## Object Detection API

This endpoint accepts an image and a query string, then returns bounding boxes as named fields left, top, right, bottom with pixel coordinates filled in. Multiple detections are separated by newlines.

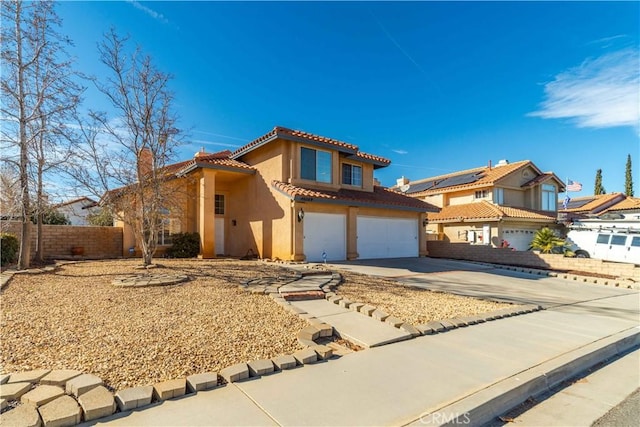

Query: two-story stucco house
left=118, top=126, right=437, bottom=261
left=397, top=160, right=564, bottom=251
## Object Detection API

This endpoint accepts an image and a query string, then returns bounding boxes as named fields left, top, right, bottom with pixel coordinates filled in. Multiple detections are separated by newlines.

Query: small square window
left=475, top=190, right=487, bottom=199
left=215, top=194, right=225, bottom=215
left=342, top=164, right=362, bottom=186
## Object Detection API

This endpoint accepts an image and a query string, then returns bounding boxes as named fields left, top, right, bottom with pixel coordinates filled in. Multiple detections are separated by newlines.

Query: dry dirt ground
left=1, top=259, right=514, bottom=391
left=336, top=271, right=515, bottom=326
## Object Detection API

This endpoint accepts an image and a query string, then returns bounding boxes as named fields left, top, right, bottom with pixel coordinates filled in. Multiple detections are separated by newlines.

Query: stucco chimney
left=138, top=148, right=153, bottom=177
left=396, top=176, right=410, bottom=187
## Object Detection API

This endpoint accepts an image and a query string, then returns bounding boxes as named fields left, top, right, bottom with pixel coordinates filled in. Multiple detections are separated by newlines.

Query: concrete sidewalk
left=95, top=292, right=639, bottom=427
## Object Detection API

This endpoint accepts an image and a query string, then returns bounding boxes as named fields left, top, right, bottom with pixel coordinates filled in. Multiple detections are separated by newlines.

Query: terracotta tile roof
left=349, top=151, right=390, bottom=166
left=427, top=201, right=557, bottom=223
left=521, top=172, right=563, bottom=188
left=558, top=193, right=625, bottom=213
left=231, top=126, right=391, bottom=167
left=600, top=196, right=640, bottom=213
left=272, top=180, right=438, bottom=212
left=176, top=150, right=255, bottom=175
left=405, top=160, right=543, bottom=196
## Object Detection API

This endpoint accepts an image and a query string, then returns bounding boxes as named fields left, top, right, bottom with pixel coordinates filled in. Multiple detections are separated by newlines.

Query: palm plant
left=529, top=227, right=573, bottom=255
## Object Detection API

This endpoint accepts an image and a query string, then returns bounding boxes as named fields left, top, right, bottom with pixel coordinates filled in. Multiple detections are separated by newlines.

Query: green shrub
left=166, top=232, right=200, bottom=258
left=1, top=233, right=19, bottom=266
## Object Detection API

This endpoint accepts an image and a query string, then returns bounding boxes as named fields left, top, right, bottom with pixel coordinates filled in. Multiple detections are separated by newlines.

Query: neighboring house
left=396, top=160, right=564, bottom=251
left=55, top=197, right=99, bottom=226
left=557, top=193, right=626, bottom=222
left=117, top=126, right=437, bottom=261
left=598, top=196, right=640, bottom=219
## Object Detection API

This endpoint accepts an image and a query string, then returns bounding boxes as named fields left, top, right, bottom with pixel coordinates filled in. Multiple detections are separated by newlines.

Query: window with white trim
left=342, top=163, right=362, bottom=186
left=301, top=147, right=332, bottom=183
left=475, top=190, right=488, bottom=199
left=541, top=184, right=556, bottom=211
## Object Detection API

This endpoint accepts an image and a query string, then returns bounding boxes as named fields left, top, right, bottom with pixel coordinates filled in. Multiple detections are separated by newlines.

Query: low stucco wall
left=426, top=240, right=640, bottom=280
left=3, top=221, right=123, bottom=260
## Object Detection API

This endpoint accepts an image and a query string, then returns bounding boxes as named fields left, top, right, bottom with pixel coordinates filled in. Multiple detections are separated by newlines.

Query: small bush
left=1, top=233, right=19, bottom=266
left=166, top=232, right=200, bottom=258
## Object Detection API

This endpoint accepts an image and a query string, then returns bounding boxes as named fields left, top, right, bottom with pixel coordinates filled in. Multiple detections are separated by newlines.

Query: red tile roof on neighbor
left=558, top=193, right=626, bottom=213
left=272, top=180, right=438, bottom=212
left=427, top=200, right=557, bottom=223
left=404, top=160, right=549, bottom=196
left=600, top=196, right=640, bottom=213
left=53, top=196, right=97, bottom=208
left=231, top=126, right=390, bottom=167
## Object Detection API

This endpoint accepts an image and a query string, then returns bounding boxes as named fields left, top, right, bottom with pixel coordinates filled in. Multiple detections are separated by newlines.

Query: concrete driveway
left=333, top=257, right=639, bottom=321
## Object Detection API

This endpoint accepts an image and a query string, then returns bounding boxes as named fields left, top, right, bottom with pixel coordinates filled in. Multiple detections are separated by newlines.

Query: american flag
left=566, top=179, right=583, bottom=192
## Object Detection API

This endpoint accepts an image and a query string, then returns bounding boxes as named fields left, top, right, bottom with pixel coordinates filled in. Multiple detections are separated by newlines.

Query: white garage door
left=357, top=216, right=419, bottom=259
left=502, top=229, right=536, bottom=251
left=304, top=212, right=346, bottom=262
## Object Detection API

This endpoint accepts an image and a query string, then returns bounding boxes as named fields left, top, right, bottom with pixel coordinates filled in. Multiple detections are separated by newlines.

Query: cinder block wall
left=427, top=241, right=639, bottom=280
left=2, top=221, right=122, bottom=260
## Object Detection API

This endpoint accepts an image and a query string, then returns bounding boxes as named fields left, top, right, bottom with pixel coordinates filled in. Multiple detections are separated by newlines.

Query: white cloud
left=127, top=1, right=169, bottom=24
left=529, top=48, right=639, bottom=130
left=392, top=149, right=408, bottom=155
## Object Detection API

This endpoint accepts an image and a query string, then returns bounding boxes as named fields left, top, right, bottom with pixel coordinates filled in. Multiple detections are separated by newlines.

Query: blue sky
left=57, top=1, right=639, bottom=197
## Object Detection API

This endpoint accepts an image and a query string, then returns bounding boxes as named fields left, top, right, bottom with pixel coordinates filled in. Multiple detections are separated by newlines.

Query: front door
left=215, top=217, right=225, bottom=256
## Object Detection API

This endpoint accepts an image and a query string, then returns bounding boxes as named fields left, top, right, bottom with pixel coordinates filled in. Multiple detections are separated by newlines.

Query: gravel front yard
left=1, top=259, right=306, bottom=391
left=2, top=259, right=518, bottom=392
left=336, top=271, right=516, bottom=326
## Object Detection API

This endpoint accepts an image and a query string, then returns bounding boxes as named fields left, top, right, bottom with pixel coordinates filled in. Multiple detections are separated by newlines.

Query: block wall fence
left=426, top=241, right=640, bottom=280
left=3, top=221, right=123, bottom=260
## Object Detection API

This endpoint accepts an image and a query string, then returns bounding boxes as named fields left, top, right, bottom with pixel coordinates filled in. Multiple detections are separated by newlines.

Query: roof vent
left=396, top=176, right=409, bottom=187
left=495, top=159, right=509, bottom=167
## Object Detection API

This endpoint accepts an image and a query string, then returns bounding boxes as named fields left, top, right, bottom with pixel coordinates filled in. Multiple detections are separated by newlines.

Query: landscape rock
left=65, top=374, right=103, bottom=398
left=153, top=378, right=186, bottom=401
left=8, top=370, right=50, bottom=384
left=114, top=386, right=153, bottom=412
left=0, top=402, right=41, bottom=427
left=38, top=395, right=81, bottom=427
left=77, top=386, right=116, bottom=421
left=21, top=385, right=64, bottom=407
left=186, top=372, right=218, bottom=392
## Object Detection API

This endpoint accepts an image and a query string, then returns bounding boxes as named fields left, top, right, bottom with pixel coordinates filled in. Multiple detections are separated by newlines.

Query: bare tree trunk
left=15, top=1, right=31, bottom=269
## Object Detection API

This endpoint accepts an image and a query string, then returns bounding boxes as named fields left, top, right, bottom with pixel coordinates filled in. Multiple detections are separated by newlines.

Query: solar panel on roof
left=558, top=198, right=594, bottom=210
left=406, top=180, right=436, bottom=194
left=431, top=172, right=484, bottom=190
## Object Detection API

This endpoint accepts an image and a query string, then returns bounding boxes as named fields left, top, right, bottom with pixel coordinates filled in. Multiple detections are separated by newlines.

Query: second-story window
left=342, top=164, right=362, bottom=186
left=494, top=188, right=504, bottom=204
left=301, top=147, right=331, bottom=183
left=541, top=184, right=556, bottom=211
left=474, top=190, right=488, bottom=199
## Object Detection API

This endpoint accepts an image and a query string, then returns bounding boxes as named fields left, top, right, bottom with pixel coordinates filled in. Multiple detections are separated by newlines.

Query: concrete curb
left=410, top=326, right=640, bottom=427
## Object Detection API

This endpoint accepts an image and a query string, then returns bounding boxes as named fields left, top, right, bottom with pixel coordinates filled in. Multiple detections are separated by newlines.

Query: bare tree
left=1, top=0, right=82, bottom=267
left=72, top=29, right=182, bottom=266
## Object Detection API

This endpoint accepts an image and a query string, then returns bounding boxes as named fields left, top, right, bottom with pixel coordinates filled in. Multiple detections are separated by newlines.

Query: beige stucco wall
left=118, top=137, right=426, bottom=261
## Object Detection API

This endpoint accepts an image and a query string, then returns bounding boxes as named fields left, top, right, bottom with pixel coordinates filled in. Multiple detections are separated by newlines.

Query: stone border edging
left=468, top=260, right=639, bottom=290
left=322, top=290, right=544, bottom=338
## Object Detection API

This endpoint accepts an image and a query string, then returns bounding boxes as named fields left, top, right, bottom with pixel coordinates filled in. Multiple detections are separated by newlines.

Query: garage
left=502, top=229, right=536, bottom=251
left=304, top=212, right=346, bottom=262
left=357, top=216, right=419, bottom=259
